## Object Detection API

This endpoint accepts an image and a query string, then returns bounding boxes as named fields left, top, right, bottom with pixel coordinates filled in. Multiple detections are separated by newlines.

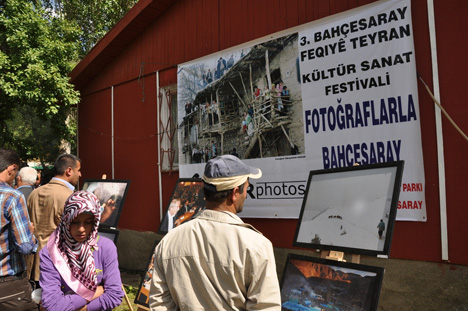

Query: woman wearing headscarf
left=39, top=191, right=124, bottom=311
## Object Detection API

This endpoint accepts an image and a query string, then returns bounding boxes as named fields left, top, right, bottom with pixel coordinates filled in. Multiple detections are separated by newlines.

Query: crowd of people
left=199, top=100, right=219, bottom=126
left=238, top=81, right=292, bottom=138
left=191, top=140, right=218, bottom=163
left=253, top=81, right=291, bottom=122
left=0, top=149, right=123, bottom=311
left=0, top=148, right=281, bottom=310
left=184, top=99, right=220, bottom=130
left=200, top=55, right=235, bottom=88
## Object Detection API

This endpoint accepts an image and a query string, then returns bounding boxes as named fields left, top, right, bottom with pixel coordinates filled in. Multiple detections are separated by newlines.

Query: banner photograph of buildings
left=178, top=0, right=425, bottom=221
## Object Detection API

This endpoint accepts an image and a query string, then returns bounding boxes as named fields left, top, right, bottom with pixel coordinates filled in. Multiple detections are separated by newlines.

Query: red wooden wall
left=76, top=0, right=468, bottom=265
left=429, top=1, right=468, bottom=264
left=78, top=89, right=113, bottom=174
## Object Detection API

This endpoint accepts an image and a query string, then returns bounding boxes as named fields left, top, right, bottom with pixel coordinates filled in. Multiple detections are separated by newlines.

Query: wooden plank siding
left=79, top=0, right=377, bottom=96
left=112, top=76, right=162, bottom=231
left=73, top=0, right=468, bottom=265
left=423, top=0, right=468, bottom=265
left=78, top=89, right=113, bottom=179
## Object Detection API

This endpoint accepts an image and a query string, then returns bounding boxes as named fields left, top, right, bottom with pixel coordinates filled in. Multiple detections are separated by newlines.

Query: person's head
left=0, top=148, right=21, bottom=186
left=17, top=166, right=38, bottom=186
left=202, top=155, right=262, bottom=213
left=204, top=179, right=249, bottom=213
left=51, top=190, right=101, bottom=301
left=168, top=199, right=181, bottom=216
left=54, top=154, right=81, bottom=186
left=35, top=170, right=42, bottom=187
left=60, top=191, right=100, bottom=243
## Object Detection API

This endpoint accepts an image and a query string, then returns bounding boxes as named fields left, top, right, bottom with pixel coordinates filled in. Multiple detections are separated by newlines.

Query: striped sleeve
left=9, top=192, right=37, bottom=254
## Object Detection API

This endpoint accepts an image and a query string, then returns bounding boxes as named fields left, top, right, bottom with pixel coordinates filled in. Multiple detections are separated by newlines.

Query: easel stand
left=122, top=288, right=134, bottom=311
left=100, top=174, right=134, bottom=311
left=320, top=250, right=360, bottom=264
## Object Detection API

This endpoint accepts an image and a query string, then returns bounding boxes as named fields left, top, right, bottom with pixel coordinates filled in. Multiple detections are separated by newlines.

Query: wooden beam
left=229, top=82, right=247, bottom=108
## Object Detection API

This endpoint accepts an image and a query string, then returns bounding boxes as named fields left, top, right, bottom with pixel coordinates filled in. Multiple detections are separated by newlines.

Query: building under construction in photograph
left=179, top=33, right=304, bottom=164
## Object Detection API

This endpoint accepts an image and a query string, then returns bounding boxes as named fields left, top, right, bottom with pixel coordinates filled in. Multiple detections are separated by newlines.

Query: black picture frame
left=158, top=178, right=206, bottom=235
left=134, top=240, right=160, bottom=309
left=293, top=161, right=404, bottom=256
left=82, top=179, right=131, bottom=228
left=97, top=227, right=120, bottom=245
left=280, top=253, right=384, bottom=311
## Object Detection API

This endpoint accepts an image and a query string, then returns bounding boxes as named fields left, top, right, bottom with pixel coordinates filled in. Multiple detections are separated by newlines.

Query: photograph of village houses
left=177, top=33, right=304, bottom=164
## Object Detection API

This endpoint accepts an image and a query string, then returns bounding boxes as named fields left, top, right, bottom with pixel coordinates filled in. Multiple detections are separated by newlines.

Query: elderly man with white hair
left=16, top=166, right=37, bottom=202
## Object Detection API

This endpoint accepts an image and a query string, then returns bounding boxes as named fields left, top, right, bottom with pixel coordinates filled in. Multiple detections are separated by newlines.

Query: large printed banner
left=178, top=0, right=426, bottom=221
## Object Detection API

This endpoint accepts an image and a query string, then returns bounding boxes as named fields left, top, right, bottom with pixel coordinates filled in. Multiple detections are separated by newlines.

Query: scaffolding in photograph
left=181, top=34, right=297, bottom=160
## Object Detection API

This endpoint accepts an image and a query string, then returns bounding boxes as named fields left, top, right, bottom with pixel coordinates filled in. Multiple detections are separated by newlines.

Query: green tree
left=0, top=0, right=80, bottom=164
left=0, top=0, right=137, bottom=165
left=42, top=0, right=138, bottom=57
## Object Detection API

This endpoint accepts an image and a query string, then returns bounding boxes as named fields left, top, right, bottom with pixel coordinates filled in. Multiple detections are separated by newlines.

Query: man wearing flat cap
left=149, top=155, right=281, bottom=310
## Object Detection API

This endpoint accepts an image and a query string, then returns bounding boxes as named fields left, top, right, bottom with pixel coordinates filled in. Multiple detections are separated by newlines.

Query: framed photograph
left=98, top=228, right=120, bottom=245
left=280, top=253, right=384, bottom=311
left=293, top=161, right=404, bottom=256
left=82, top=179, right=131, bottom=228
left=158, top=178, right=206, bottom=234
left=134, top=240, right=160, bottom=309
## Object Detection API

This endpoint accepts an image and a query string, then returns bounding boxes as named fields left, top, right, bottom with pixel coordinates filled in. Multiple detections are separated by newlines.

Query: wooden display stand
left=320, top=250, right=360, bottom=264
left=122, top=286, right=134, bottom=311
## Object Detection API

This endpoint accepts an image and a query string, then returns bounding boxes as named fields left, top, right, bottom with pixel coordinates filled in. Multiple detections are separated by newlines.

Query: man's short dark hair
left=54, top=154, right=80, bottom=175
left=203, top=182, right=246, bottom=204
left=0, top=149, right=21, bottom=172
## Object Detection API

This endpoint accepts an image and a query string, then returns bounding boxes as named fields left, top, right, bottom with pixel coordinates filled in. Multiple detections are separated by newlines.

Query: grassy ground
left=113, top=285, right=141, bottom=311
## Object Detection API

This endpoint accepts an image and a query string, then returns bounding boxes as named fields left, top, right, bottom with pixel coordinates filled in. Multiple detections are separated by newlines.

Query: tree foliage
left=42, top=0, right=138, bottom=58
left=0, top=0, right=80, bottom=165
left=0, top=0, right=137, bottom=165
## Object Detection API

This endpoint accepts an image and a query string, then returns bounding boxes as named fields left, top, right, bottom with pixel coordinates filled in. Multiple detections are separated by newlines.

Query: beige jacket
left=26, top=179, right=73, bottom=281
left=149, top=209, right=281, bottom=311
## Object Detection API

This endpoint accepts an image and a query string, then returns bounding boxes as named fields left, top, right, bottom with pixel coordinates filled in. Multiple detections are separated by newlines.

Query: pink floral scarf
left=47, top=191, right=101, bottom=301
